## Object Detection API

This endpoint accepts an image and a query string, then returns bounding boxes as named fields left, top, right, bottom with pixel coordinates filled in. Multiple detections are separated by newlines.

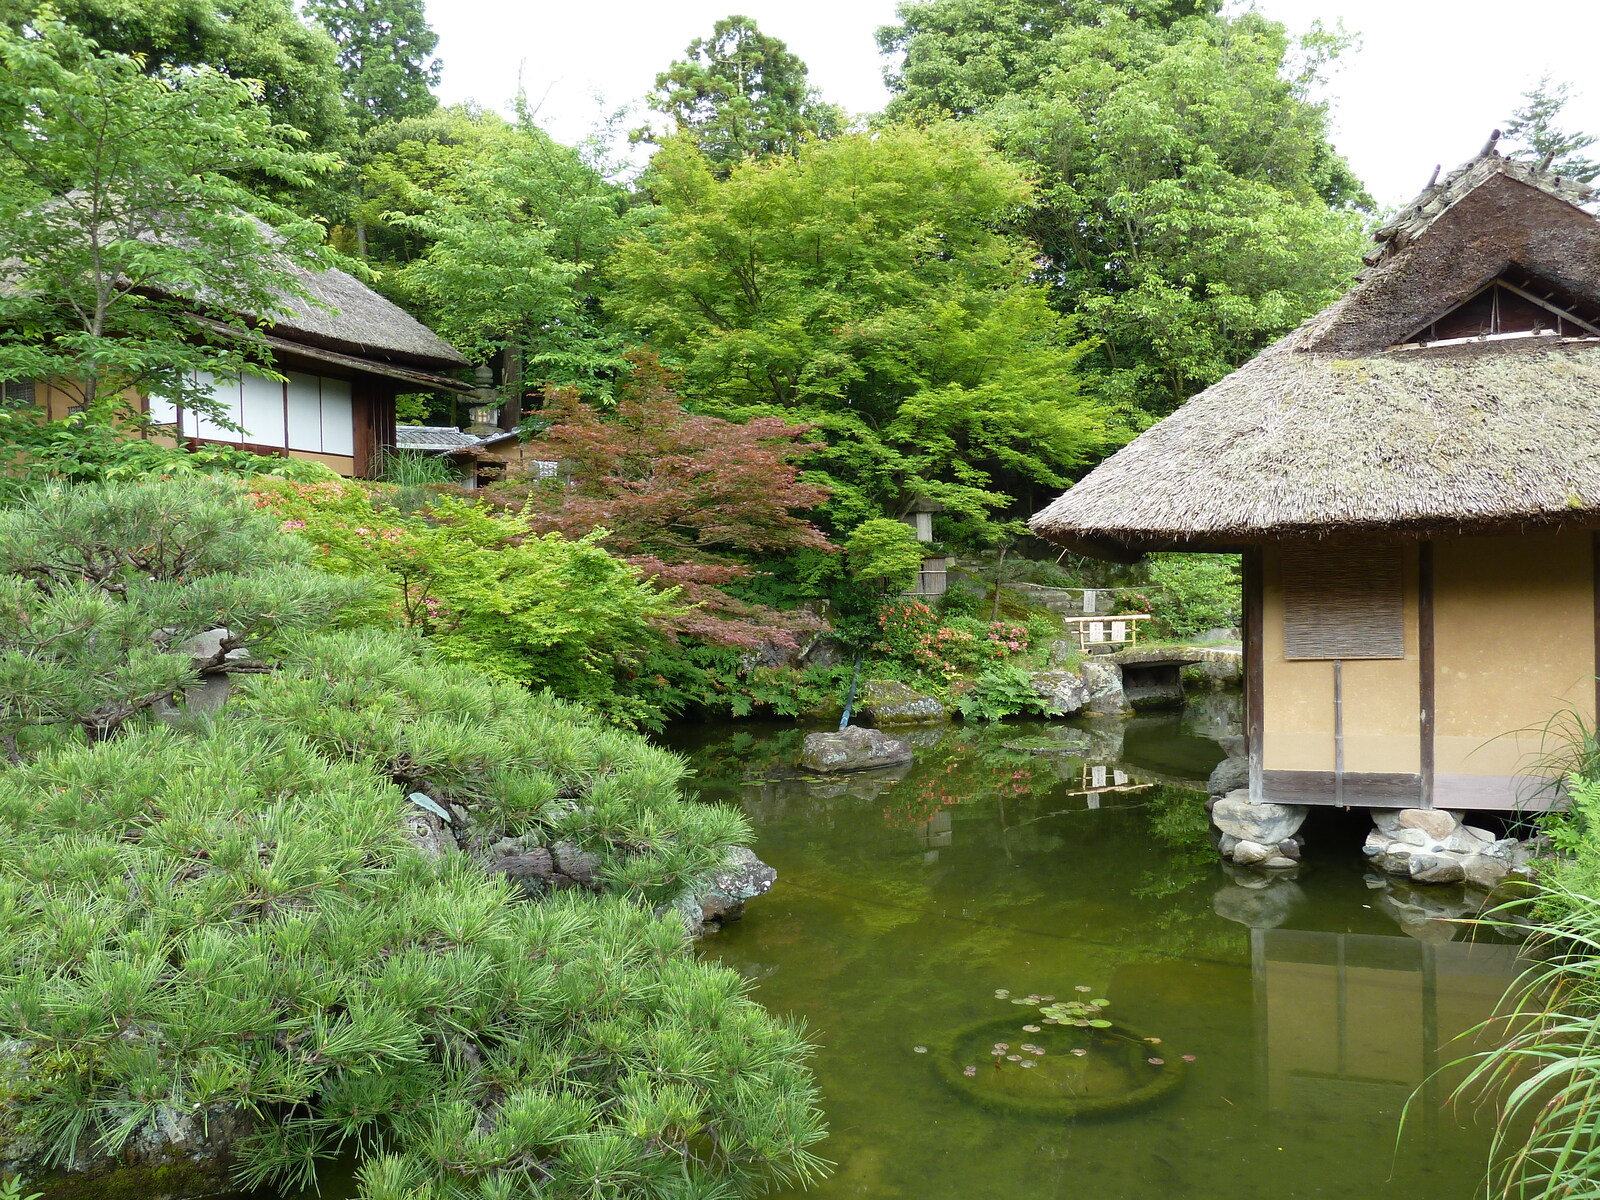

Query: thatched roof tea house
left=21, top=243, right=473, bottom=478
left=1031, top=144, right=1600, bottom=813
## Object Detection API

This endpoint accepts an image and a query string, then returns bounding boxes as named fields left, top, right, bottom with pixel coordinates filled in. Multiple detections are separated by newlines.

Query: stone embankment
left=1362, top=808, right=1532, bottom=888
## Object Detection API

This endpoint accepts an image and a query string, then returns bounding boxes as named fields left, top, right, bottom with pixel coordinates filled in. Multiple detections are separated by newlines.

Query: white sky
left=431, top=0, right=1600, bottom=208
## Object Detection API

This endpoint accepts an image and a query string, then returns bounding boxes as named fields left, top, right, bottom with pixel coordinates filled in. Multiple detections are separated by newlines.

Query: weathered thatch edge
left=1030, top=336, right=1600, bottom=554
left=1032, top=150, right=1600, bottom=557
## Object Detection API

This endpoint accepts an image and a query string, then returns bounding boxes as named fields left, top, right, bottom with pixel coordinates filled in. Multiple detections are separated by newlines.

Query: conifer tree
left=305, top=0, right=442, bottom=130
left=1504, top=76, right=1600, bottom=183
left=640, top=14, right=844, bottom=173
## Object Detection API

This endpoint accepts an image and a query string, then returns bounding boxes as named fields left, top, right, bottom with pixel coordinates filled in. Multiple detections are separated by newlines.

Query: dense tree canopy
left=376, top=104, right=631, bottom=401
left=878, top=2, right=1368, bottom=415
left=640, top=14, right=844, bottom=173
left=607, top=124, right=1120, bottom=539
left=0, top=15, right=337, bottom=433
left=877, top=0, right=1221, bottom=117
left=15, top=0, right=350, bottom=150
left=306, top=0, right=442, bottom=130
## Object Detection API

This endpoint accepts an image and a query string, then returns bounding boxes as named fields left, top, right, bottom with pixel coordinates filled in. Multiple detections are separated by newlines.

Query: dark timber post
left=1419, top=541, right=1435, bottom=809
left=1244, top=548, right=1265, bottom=803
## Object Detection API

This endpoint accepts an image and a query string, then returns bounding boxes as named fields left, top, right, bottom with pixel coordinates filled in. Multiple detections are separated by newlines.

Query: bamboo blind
left=1281, top=545, right=1406, bottom=660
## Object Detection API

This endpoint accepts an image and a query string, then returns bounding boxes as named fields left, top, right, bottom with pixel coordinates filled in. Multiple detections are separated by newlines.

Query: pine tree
left=639, top=14, right=844, bottom=173
left=0, top=479, right=828, bottom=1198
left=1504, top=75, right=1600, bottom=183
left=304, top=0, right=442, bottom=130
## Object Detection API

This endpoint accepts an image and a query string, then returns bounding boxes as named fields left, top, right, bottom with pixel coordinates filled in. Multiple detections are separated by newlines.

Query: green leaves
left=881, top=2, right=1369, bottom=417
left=0, top=12, right=345, bottom=456
left=608, top=125, right=1120, bottom=540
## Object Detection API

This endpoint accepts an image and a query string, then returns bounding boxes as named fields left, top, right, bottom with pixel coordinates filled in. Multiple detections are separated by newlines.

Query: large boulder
left=1028, top=670, right=1092, bottom=716
left=1078, top=659, right=1131, bottom=715
left=1211, top=792, right=1309, bottom=845
left=1207, top=756, right=1250, bottom=798
left=800, top=725, right=914, bottom=773
left=858, top=679, right=948, bottom=726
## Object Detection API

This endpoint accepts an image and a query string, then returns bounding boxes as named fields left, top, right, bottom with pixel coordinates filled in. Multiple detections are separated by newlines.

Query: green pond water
left=659, top=701, right=1517, bottom=1200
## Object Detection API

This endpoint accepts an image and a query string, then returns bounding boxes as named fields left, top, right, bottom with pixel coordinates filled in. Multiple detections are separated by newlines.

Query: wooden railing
left=1061, top=613, right=1152, bottom=652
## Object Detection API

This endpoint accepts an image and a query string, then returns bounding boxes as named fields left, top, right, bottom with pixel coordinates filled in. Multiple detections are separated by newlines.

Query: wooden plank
left=1333, top=659, right=1344, bottom=807
left=1245, top=548, right=1265, bottom=803
left=1419, top=541, right=1435, bottom=810
left=1262, top=770, right=1422, bottom=806
left=1262, top=770, right=1569, bottom=812
left=1435, top=774, right=1568, bottom=813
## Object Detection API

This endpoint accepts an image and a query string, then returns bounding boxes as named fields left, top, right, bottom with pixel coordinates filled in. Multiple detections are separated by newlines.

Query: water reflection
left=663, top=709, right=1515, bottom=1200
left=1255, top=929, right=1516, bottom=1113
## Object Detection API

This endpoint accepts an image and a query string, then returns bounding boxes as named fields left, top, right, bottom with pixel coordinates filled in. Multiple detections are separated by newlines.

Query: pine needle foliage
left=0, top=477, right=363, bottom=755
left=0, top=723, right=825, bottom=1197
left=235, top=629, right=753, bottom=907
left=0, top=478, right=827, bottom=1197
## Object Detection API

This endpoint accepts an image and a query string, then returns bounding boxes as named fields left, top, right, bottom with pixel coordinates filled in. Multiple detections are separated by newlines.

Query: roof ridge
left=1365, top=138, right=1596, bottom=269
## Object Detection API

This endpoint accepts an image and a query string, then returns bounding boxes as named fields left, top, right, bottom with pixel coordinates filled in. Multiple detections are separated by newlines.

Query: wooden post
left=1245, top=548, right=1265, bottom=803
left=1419, top=541, right=1435, bottom=809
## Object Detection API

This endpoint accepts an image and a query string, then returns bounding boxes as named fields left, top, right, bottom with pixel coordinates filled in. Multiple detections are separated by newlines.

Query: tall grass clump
left=1444, top=757, right=1600, bottom=1199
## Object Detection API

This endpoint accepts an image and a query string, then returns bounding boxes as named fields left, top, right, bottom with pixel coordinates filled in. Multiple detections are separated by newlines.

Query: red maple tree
left=486, top=352, right=834, bottom=650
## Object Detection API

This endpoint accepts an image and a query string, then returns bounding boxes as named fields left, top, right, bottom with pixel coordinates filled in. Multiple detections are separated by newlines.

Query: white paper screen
left=240, top=374, right=285, bottom=448
left=320, top=377, right=354, bottom=456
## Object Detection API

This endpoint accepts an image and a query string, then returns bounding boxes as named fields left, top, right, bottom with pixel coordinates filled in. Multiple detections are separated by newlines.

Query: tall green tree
left=305, top=0, right=441, bottom=130
left=383, top=104, right=630, bottom=401
left=8, top=0, right=351, bottom=150
left=1504, top=75, right=1600, bottom=183
left=0, top=14, right=339, bottom=437
left=639, top=14, right=844, bottom=174
left=607, top=125, right=1121, bottom=539
left=880, top=3, right=1368, bottom=415
left=877, top=0, right=1221, bottom=117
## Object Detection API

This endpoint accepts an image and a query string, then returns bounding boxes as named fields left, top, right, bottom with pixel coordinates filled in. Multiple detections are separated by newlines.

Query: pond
left=660, top=699, right=1516, bottom=1200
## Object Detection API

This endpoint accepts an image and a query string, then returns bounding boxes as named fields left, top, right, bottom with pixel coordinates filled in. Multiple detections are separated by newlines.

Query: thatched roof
left=1031, top=147, right=1600, bottom=559
left=263, top=257, right=468, bottom=370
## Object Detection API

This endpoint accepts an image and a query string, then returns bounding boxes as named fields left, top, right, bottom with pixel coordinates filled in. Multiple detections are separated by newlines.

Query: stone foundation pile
left=1362, top=808, right=1529, bottom=888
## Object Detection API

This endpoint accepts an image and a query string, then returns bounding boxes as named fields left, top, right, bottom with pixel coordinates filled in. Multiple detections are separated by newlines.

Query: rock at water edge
left=800, top=725, right=914, bottom=773
left=1027, top=670, right=1091, bottom=717
left=1211, top=792, right=1309, bottom=845
left=857, top=679, right=949, bottom=727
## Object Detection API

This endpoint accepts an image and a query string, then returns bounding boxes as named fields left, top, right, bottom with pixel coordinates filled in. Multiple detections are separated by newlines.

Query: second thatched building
left=1031, top=144, right=1600, bottom=819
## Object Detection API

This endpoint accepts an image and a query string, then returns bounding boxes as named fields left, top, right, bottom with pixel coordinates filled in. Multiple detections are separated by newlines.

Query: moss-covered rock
left=858, top=679, right=948, bottom=726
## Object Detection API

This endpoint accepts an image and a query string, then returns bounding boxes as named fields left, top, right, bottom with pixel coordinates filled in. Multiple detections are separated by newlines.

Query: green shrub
left=0, top=409, right=335, bottom=499
left=935, top=580, right=985, bottom=618
left=251, top=478, right=679, bottom=726
left=956, top=661, right=1049, bottom=722
left=844, top=518, right=925, bottom=595
left=630, top=642, right=851, bottom=722
left=374, top=448, right=460, bottom=488
left=1145, top=554, right=1241, bottom=638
